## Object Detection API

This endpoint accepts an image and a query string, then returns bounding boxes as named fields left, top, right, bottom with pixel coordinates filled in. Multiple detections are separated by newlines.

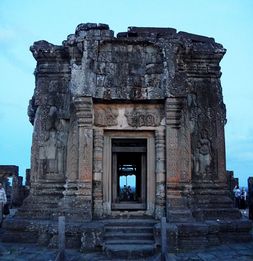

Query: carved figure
left=195, top=130, right=212, bottom=176
left=45, top=106, right=58, bottom=132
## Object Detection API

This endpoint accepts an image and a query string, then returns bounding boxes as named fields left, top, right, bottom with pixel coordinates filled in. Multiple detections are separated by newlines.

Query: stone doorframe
left=102, top=131, right=156, bottom=216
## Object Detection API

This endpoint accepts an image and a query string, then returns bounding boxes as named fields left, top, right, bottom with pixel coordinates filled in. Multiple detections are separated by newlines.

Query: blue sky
left=0, top=0, right=252, bottom=187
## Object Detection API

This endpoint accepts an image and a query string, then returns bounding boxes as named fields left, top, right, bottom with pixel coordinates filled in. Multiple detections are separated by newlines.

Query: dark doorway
left=111, top=139, right=147, bottom=210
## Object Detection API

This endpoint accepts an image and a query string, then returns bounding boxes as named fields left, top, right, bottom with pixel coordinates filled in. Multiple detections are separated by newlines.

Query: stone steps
left=105, top=239, right=155, bottom=244
left=104, top=218, right=157, bottom=226
left=105, top=226, right=153, bottom=233
left=167, top=209, right=194, bottom=222
left=103, top=218, right=157, bottom=259
left=105, top=244, right=156, bottom=259
left=192, top=207, right=242, bottom=220
left=105, top=232, right=154, bottom=240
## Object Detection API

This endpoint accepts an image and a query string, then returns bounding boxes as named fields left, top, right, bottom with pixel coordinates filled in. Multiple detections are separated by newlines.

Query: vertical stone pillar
left=165, top=97, right=193, bottom=222
left=248, top=177, right=253, bottom=220
left=74, top=96, right=93, bottom=220
left=155, top=129, right=166, bottom=219
left=11, top=174, right=19, bottom=206
left=93, top=129, right=104, bottom=218
left=25, top=169, right=31, bottom=188
left=216, top=113, right=227, bottom=183
left=165, top=98, right=183, bottom=182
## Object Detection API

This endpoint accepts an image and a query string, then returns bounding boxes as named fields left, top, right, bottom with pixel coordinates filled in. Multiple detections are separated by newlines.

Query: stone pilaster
left=165, top=97, right=184, bottom=182
left=74, top=96, right=93, bottom=220
left=93, top=129, right=104, bottom=218
left=165, top=97, right=193, bottom=222
left=155, top=129, right=166, bottom=219
left=216, top=109, right=227, bottom=183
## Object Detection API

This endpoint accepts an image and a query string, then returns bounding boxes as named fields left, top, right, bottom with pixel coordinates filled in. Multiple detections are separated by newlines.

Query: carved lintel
left=94, top=108, right=118, bottom=127
left=125, top=109, right=162, bottom=127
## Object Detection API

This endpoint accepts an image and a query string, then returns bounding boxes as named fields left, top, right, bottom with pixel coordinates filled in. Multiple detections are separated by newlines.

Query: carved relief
left=94, top=108, right=118, bottom=127
left=38, top=122, right=68, bottom=177
left=66, top=119, right=78, bottom=180
left=96, top=42, right=164, bottom=100
left=187, top=93, right=198, bottom=133
left=45, top=106, right=58, bottom=132
left=81, top=130, right=93, bottom=181
left=28, top=96, right=37, bottom=125
left=179, top=111, right=191, bottom=181
left=193, top=129, right=212, bottom=178
left=125, top=109, right=162, bottom=127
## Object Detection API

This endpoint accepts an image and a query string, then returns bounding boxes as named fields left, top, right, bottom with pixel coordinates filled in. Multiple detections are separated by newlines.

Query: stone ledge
left=154, top=219, right=252, bottom=251
left=1, top=217, right=104, bottom=250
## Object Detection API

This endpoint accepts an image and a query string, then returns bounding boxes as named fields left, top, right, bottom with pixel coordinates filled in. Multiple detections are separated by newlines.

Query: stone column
left=155, top=129, right=166, bottom=219
left=74, top=96, right=93, bottom=220
left=93, top=129, right=104, bottom=218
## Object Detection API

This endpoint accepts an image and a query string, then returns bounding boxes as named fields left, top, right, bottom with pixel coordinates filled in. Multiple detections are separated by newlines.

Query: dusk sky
left=0, top=0, right=252, bottom=187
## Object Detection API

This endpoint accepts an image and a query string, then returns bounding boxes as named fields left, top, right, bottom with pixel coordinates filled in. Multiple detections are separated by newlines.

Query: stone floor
left=0, top=241, right=253, bottom=260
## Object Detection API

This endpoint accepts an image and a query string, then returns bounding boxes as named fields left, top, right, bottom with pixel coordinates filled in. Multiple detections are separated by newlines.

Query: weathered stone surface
left=2, top=23, right=251, bottom=255
left=80, top=225, right=103, bottom=251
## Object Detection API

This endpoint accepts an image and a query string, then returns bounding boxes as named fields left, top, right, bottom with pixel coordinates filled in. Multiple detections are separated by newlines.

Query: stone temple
left=2, top=23, right=252, bottom=256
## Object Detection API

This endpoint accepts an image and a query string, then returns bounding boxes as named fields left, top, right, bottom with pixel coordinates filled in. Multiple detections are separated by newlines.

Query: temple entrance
left=103, top=131, right=155, bottom=215
left=111, top=139, right=147, bottom=210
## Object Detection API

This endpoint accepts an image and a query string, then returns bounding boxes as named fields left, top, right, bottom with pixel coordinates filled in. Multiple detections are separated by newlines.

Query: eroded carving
left=96, top=42, right=164, bottom=100
left=125, top=109, right=162, bottom=127
left=94, top=108, right=118, bottom=127
left=28, top=96, right=37, bottom=125
left=194, top=130, right=212, bottom=177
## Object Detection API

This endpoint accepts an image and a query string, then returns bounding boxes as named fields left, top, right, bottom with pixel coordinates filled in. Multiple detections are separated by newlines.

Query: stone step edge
left=105, top=239, right=155, bottom=245
left=105, top=225, right=154, bottom=228
left=105, top=232, right=153, bottom=237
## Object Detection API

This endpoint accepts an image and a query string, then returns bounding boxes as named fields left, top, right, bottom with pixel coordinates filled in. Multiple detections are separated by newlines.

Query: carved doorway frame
left=103, top=131, right=155, bottom=216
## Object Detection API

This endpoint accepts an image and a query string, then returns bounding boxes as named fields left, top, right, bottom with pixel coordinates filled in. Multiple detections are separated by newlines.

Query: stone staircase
left=103, top=218, right=158, bottom=259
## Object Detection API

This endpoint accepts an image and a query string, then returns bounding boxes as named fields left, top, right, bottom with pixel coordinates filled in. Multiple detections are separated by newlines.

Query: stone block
left=80, top=226, right=103, bottom=251
left=178, top=223, right=208, bottom=237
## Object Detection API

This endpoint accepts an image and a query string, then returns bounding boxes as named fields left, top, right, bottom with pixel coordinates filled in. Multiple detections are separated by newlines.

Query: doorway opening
left=111, top=139, right=147, bottom=210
